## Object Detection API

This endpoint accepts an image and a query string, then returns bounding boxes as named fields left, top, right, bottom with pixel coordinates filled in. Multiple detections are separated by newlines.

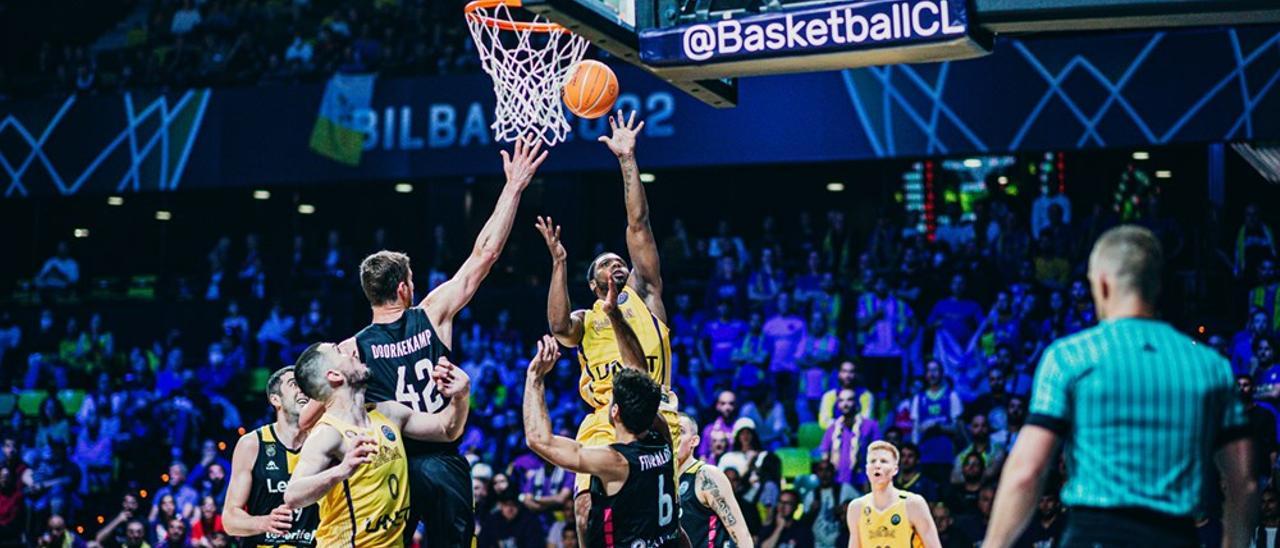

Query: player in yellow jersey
left=284, top=342, right=470, bottom=548
left=848, top=441, right=943, bottom=548
left=536, top=111, right=681, bottom=545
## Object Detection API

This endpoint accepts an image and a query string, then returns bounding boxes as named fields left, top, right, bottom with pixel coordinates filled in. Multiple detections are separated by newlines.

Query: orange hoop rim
left=464, top=0, right=572, bottom=33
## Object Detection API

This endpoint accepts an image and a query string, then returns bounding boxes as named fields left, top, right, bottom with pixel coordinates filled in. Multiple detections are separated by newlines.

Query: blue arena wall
left=1, top=25, right=1278, bottom=197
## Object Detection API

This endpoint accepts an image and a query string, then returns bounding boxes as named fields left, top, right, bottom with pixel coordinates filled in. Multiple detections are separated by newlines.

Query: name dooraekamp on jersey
left=368, top=329, right=433, bottom=360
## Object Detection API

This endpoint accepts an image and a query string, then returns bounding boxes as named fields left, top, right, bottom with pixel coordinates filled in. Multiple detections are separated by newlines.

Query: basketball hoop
left=465, top=0, right=589, bottom=146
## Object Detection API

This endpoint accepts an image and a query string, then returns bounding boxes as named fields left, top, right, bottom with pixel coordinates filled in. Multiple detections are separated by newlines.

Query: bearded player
left=536, top=111, right=681, bottom=543
left=847, top=441, right=942, bottom=548
left=299, top=138, right=547, bottom=546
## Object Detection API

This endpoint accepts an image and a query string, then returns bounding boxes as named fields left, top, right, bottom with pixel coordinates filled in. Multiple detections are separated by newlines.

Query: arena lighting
left=827, top=182, right=846, bottom=192
left=155, top=210, right=172, bottom=221
left=253, top=190, right=271, bottom=200
left=73, top=228, right=90, bottom=238
left=1156, top=170, right=1173, bottom=179
left=139, top=489, right=148, bottom=498
left=395, top=183, right=414, bottom=193
left=107, top=196, right=124, bottom=206
left=963, top=158, right=982, bottom=168
left=639, top=172, right=656, bottom=183
left=997, top=176, right=1009, bottom=185
left=1132, top=151, right=1150, bottom=160
left=298, top=204, right=316, bottom=215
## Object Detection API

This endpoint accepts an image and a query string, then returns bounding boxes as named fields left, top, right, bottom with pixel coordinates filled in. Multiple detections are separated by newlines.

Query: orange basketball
left=563, top=60, right=618, bottom=119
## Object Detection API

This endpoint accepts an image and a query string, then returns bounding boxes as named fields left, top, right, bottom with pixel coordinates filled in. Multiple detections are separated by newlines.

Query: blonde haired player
left=847, top=441, right=943, bottom=548
left=535, top=111, right=681, bottom=544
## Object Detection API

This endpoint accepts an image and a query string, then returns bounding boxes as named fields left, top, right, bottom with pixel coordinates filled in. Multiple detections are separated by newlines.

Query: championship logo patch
left=891, top=514, right=901, bottom=525
left=616, top=290, right=629, bottom=305
left=382, top=425, right=397, bottom=442
left=344, top=430, right=358, bottom=438
left=679, top=482, right=690, bottom=496
left=265, top=444, right=276, bottom=457
left=864, top=507, right=872, bottom=516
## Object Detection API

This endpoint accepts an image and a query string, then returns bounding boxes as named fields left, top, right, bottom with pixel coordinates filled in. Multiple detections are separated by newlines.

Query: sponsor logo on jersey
left=382, top=425, right=396, bottom=442
left=266, top=478, right=289, bottom=494
left=266, top=460, right=280, bottom=471
left=891, top=513, right=901, bottom=525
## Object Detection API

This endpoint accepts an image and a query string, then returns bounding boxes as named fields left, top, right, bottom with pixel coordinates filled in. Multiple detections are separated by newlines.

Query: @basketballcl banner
left=639, top=0, right=990, bottom=78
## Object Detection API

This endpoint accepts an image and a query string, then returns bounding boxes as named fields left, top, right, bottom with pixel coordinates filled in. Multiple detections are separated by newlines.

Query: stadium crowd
left=3, top=0, right=479, bottom=100
left=1, top=188, right=1279, bottom=548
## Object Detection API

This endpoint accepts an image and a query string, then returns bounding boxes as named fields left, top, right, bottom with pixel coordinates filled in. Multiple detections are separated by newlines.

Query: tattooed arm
left=695, top=463, right=754, bottom=547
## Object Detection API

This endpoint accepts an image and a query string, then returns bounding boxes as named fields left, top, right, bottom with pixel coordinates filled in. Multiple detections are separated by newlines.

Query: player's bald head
left=1088, top=225, right=1164, bottom=306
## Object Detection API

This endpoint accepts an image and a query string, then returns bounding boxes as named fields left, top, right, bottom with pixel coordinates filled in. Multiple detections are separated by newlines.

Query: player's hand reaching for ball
left=337, top=435, right=378, bottom=479
left=259, top=504, right=294, bottom=536
left=500, top=134, right=549, bottom=190
left=431, top=357, right=471, bottom=399
left=534, top=216, right=566, bottom=262
left=601, top=277, right=622, bottom=316
left=526, top=335, right=561, bottom=380
left=598, top=110, right=645, bottom=159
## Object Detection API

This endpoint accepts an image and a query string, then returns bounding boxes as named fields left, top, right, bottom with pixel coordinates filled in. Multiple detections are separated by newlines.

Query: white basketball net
left=466, top=2, right=589, bottom=146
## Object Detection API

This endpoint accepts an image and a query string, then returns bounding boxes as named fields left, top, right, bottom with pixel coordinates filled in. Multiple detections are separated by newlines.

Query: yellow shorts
left=573, top=389, right=681, bottom=494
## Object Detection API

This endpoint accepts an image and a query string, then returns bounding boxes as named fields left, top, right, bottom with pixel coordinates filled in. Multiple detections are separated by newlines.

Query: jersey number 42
left=395, top=360, right=447, bottom=413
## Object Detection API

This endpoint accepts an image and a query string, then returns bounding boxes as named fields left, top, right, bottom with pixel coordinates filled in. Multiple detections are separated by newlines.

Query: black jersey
left=588, top=430, right=681, bottom=548
left=355, top=307, right=456, bottom=456
left=679, top=461, right=730, bottom=548
left=245, top=425, right=318, bottom=547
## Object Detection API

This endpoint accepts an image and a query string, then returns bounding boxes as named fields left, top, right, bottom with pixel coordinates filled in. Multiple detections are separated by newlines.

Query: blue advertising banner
left=1, top=25, right=1278, bottom=197
left=640, top=0, right=989, bottom=77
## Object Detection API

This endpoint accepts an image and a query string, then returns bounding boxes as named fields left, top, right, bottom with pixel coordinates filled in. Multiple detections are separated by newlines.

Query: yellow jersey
left=578, top=285, right=672, bottom=408
left=854, top=491, right=925, bottom=548
left=314, top=408, right=410, bottom=548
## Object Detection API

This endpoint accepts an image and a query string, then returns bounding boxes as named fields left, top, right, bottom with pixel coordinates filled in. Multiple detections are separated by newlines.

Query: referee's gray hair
left=1089, top=225, right=1164, bottom=303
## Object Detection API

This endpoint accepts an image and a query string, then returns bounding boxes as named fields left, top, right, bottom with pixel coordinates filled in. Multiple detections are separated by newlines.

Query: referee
left=983, top=225, right=1258, bottom=548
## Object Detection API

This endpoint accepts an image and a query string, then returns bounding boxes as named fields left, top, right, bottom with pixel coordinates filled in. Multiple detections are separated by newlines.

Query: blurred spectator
left=1235, top=203, right=1277, bottom=281
left=35, top=242, right=80, bottom=291
left=478, top=486, right=545, bottom=547
left=796, top=312, right=839, bottom=415
left=1237, top=375, right=1278, bottom=486
left=759, top=489, right=812, bottom=548
left=698, top=390, right=738, bottom=460
left=731, top=312, right=768, bottom=393
left=763, top=293, right=806, bottom=412
left=150, top=495, right=179, bottom=545
left=701, top=302, right=747, bottom=390
left=1233, top=310, right=1272, bottom=374
left=72, top=412, right=113, bottom=498
left=931, top=502, right=973, bottom=548
left=30, top=441, right=79, bottom=529
left=817, top=388, right=879, bottom=488
left=748, top=248, right=786, bottom=306
left=37, top=514, right=86, bottom=548
left=0, top=466, right=25, bottom=546
left=857, top=274, right=915, bottom=396
left=1256, top=488, right=1280, bottom=548
left=153, top=463, right=198, bottom=520
left=949, top=412, right=1004, bottom=484
left=255, top=304, right=295, bottom=367
left=94, top=493, right=141, bottom=548
left=818, top=361, right=873, bottom=428
left=910, top=360, right=963, bottom=484
left=802, top=460, right=855, bottom=547
left=188, top=496, right=223, bottom=545
left=35, top=399, right=72, bottom=454
left=1014, top=490, right=1065, bottom=548
left=894, top=442, right=940, bottom=502
left=1250, top=259, right=1280, bottom=335
left=946, top=453, right=986, bottom=518
left=156, top=516, right=191, bottom=548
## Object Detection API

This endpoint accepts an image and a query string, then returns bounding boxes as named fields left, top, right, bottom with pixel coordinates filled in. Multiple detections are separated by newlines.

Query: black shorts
left=404, top=452, right=474, bottom=547
left=1060, top=507, right=1196, bottom=548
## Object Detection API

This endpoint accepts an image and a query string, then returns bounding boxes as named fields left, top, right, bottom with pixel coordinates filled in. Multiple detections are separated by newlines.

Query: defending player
left=675, top=414, right=754, bottom=547
left=299, top=137, right=546, bottom=546
left=536, top=111, right=681, bottom=539
left=285, top=342, right=470, bottom=548
left=847, top=441, right=943, bottom=548
left=223, top=366, right=320, bottom=547
left=522, top=335, right=686, bottom=548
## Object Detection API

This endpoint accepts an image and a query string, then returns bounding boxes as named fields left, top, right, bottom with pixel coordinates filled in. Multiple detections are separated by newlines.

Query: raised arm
left=379, top=357, right=472, bottom=442
left=222, top=433, right=292, bottom=538
left=523, top=336, right=628, bottom=482
left=695, top=464, right=755, bottom=547
left=536, top=216, right=585, bottom=347
left=599, top=111, right=665, bottom=322
left=283, top=426, right=376, bottom=509
left=602, top=278, right=648, bottom=373
left=423, top=138, right=548, bottom=346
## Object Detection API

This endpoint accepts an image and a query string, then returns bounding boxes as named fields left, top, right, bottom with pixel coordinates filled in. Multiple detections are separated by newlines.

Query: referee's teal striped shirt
left=1027, top=317, right=1249, bottom=517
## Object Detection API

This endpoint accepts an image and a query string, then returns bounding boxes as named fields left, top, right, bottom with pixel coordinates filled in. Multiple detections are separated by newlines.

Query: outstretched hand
left=601, top=277, right=621, bottom=316
left=597, top=110, right=645, bottom=158
left=526, top=335, right=561, bottom=380
left=501, top=134, right=549, bottom=190
left=534, top=216, right=567, bottom=262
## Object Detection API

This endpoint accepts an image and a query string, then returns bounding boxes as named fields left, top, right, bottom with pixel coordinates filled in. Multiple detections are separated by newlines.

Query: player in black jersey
left=522, top=335, right=689, bottom=548
left=674, top=414, right=754, bottom=548
left=297, top=137, right=547, bottom=547
left=224, top=366, right=319, bottom=547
